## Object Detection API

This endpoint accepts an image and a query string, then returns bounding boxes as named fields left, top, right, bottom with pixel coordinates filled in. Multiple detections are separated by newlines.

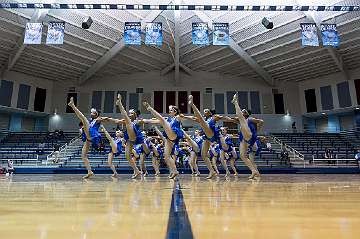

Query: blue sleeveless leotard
left=124, top=121, right=144, bottom=145
left=238, top=118, right=257, bottom=147
left=219, top=135, right=233, bottom=152
left=113, top=137, right=123, bottom=157
left=162, top=116, right=184, bottom=144
left=203, top=117, right=220, bottom=143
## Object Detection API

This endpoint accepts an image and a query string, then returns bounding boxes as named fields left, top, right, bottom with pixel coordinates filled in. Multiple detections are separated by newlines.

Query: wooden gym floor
left=0, top=174, right=359, bottom=239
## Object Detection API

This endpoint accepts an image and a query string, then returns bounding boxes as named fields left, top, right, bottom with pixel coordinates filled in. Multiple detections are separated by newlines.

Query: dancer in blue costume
left=218, top=127, right=238, bottom=177
left=183, top=129, right=202, bottom=176
left=132, top=132, right=153, bottom=176
left=143, top=102, right=184, bottom=179
left=181, top=95, right=226, bottom=179
left=153, top=126, right=178, bottom=177
left=100, top=126, right=125, bottom=178
left=231, top=93, right=264, bottom=179
left=150, top=138, right=163, bottom=176
left=68, top=97, right=109, bottom=179
left=106, top=95, right=157, bottom=179
left=209, top=142, right=221, bottom=175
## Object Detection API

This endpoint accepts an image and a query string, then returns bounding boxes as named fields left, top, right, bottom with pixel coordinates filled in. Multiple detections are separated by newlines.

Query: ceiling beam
left=112, top=58, right=147, bottom=72
left=192, top=53, right=234, bottom=70
left=182, top=47, right=223, bottom=64
left=7, top=9, right=49, bottom=71
left=161, top=63, right=175, bottom=75
left=78, top=4, right=171, bottom=85
left=164, top=16, right=176, bottom=61
left=180, top=63, right=194, bottom=75
left=129, top=46, right=170, bottom=65
left=209, top=59, right=242, bottom=72
left=160, top=63, right=193, bottom=76
left=78, top=39, right=126, bottom=85
left=121, top=52, right=162, bottom=70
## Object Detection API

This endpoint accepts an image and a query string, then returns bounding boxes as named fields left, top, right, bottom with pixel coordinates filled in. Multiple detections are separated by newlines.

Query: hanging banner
left=192, top=22, right=209, bottom=45
left=46, top=22, right=65, bottom=45
left=24, top=22, right=43, bottom=44
left=321, top=24, right=340, bottom=47
left=213, top=23, right=229, bottom=45
left=145, top=22, right=162, bottom=46
left=300, top=23, right=319, bottom=47
left=124, top=22, right=141, bottom=45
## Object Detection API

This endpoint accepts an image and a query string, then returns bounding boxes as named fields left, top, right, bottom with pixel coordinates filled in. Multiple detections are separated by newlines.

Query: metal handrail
left=272, top=135, right=305, bottom=167
left=46, top=135, right=80, bottom=164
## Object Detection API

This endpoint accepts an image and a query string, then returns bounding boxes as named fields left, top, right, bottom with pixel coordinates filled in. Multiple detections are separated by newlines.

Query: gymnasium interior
left=0, top=0, right=359, bottom=238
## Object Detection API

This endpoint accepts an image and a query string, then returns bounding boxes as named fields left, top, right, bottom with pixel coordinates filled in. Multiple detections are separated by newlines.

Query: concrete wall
left=1, top=71, right=54, bottom=113
left=48, top=71, right=303, bottom=131
left=298, top=68, right=360, bottom=114
left=51, top=71, right=276, bottom=114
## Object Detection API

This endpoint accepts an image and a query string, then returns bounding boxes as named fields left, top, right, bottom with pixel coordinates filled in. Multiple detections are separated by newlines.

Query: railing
left=0, top=129, right=9, bottom=141
left=312, top=157, right=359, bottom=168
left=46, top=135, right=80, bottom=165
left=272, top=135, right=305, bottom=167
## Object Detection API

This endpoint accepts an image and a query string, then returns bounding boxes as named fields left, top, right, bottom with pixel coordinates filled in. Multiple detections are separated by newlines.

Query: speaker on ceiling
left=82, top=16, right=93, bottom=29
left=262, top=17, right=274, bottom=29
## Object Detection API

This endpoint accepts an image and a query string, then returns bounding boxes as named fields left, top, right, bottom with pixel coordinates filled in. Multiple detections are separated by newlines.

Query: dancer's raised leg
left=68, top=97, right=90, bottom=139
left=143, top=102, right=177, bottom=140
left=188, top=95, right=214, bottom=138
left=116, top=94, right=136, bottom=141
left=231, top=93, right=252, bottom=141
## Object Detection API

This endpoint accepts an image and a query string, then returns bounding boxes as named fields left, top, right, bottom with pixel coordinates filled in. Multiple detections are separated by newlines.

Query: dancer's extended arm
left=250, top=117, right=264, bottom=131
left=179, top=114, right=199, bottom=122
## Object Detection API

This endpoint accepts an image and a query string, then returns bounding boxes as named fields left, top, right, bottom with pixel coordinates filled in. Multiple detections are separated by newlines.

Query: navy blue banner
left=46, top=22, right=65, bottom=45
left=192, top=23, right=209, bottom=45
left=124, top=22, right=141, bottom=45
left=1, top=3, right=358, bottom=11
left=300, top=23, right=319, bottom=47
left=213, top=23, right=229, bottom=46
left=321, top=24, right=340, bottom=47
left=145, top=22, right=162, bottom=46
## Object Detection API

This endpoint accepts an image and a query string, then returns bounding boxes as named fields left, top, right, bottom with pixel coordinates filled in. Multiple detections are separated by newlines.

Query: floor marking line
left=165, top=180, right=194, bottom=239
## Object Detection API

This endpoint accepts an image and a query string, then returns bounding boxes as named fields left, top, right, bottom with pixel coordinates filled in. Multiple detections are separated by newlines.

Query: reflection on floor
left=0, top=174, right=359, bottom=239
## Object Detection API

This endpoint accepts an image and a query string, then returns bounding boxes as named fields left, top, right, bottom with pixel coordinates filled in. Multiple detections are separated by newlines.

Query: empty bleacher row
left=4, top=131, right=358, bottom=170
left=0, top=131, right=79, bottom=165
left=272, top=133, right=358, bottom=161
left=60, top=133, right=286, bottom=169
left=0, top=131, right=287, bottom=169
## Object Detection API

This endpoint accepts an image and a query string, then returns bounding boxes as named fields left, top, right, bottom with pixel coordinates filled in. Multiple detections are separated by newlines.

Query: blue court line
left=166, top=180, right=193, bottom=239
